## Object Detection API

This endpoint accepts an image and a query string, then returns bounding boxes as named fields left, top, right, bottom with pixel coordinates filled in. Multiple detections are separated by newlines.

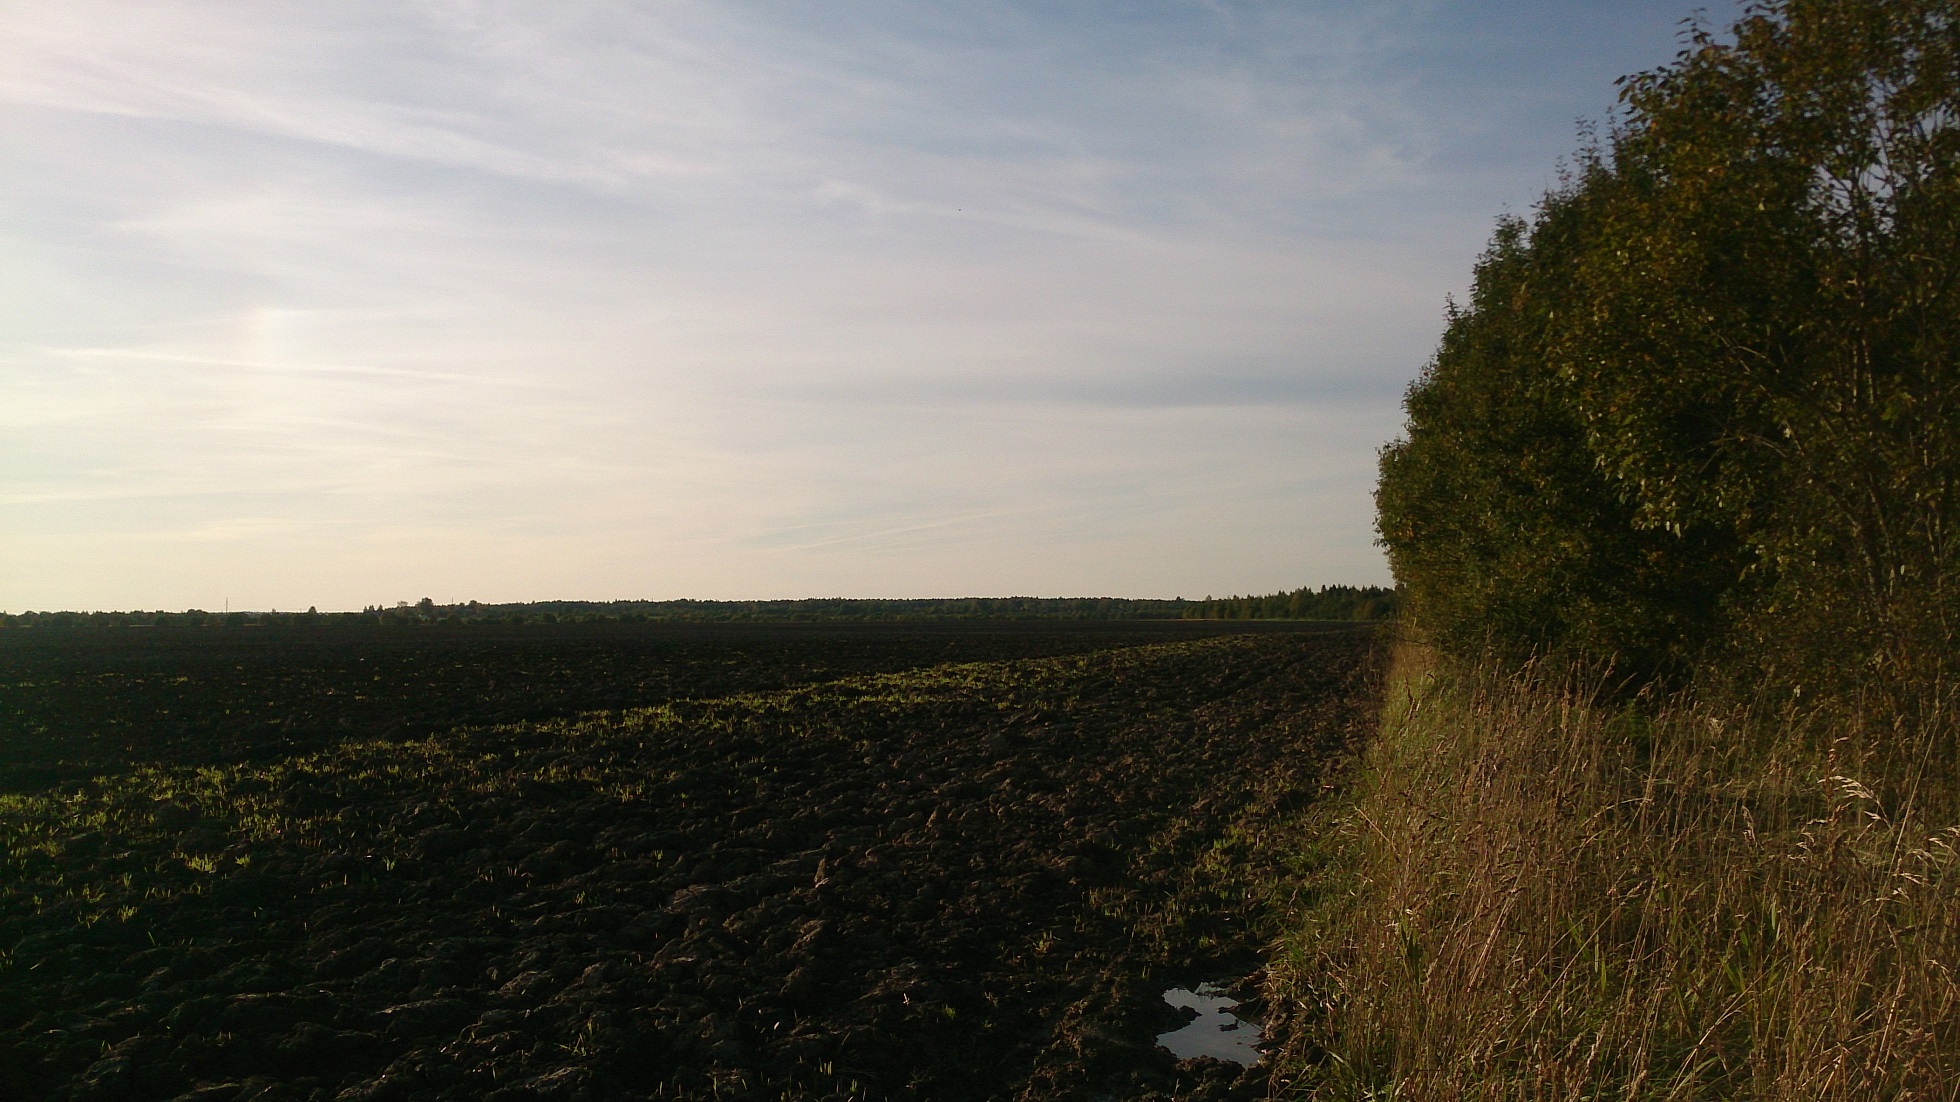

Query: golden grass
left=1269, top=640, right=1960, bottom=1100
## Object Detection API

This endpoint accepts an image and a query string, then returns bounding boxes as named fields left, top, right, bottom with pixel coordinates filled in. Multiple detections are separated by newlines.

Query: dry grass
left=1269, top=640, right=1960, bottom=1100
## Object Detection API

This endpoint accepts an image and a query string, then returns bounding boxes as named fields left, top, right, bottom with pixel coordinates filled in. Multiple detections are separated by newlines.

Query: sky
left=0, top=0, right=1737, bottom=612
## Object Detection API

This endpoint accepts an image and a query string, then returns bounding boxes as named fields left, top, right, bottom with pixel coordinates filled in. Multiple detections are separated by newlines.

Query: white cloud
left=0, top=0, right=1712, bottom=609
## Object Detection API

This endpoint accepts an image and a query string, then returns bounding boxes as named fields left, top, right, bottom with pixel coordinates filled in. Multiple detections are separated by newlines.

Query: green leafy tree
left=1379, top=0, right=1960, bottom=684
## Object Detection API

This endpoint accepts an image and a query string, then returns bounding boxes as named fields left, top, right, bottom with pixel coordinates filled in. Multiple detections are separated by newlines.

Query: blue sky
left=0, top=0, right=1734, bottom=610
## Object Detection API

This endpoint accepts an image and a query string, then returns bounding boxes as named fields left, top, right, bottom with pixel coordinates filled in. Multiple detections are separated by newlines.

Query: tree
left=1379, top=0, right=1960, bottom=683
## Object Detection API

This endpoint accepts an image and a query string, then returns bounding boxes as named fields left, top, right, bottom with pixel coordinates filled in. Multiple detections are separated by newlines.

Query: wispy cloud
left=0, top=0, right=1723, bottom=609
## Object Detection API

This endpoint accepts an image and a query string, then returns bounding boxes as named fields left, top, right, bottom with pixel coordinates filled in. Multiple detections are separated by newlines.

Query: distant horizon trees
left=0, top=588, right=1399, bottom=629
left=1179, top=585, right=1400, bottom=622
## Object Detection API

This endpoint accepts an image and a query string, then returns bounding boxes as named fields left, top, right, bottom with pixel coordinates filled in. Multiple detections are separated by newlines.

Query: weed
left=1270, top=641, right=1960, bottom=1099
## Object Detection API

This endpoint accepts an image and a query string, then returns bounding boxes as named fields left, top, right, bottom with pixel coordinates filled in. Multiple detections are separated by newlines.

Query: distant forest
left=0, top=586, right=1399, bottom=630
left=1178, top=585, right=1400, bottom=622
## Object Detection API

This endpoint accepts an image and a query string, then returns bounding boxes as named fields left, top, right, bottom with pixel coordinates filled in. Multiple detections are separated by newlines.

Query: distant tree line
left=1179, top=585, right=1400, bottom=622
left=0, top=591, right=1394, bottom=631
left=1376, top=0, right=1959, bottom=686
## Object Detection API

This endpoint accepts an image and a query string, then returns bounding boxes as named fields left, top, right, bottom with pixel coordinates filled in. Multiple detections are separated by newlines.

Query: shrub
left=1378, top=0, right=1960, bottom=688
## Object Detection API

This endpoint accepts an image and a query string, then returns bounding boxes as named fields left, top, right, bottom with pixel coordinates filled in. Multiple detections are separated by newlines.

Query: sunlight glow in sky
left=1, top=1, right=1729, bottom=610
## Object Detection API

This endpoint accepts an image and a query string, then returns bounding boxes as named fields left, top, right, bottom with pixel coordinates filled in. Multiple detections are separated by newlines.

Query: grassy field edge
left=1265, top=637, right=1960, bottom=1100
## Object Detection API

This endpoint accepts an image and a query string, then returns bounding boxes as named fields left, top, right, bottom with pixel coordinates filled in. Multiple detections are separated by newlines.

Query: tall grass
left=1270, top=641, right=1960, bottom=1099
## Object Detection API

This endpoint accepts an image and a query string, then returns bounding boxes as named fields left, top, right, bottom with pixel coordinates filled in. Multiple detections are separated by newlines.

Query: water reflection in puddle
left=1155, top=982, right=1262, bottom=1065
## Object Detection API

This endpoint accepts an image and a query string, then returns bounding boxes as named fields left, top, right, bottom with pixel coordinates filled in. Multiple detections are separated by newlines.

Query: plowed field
left=2, top=628, right=1380, bottom=1101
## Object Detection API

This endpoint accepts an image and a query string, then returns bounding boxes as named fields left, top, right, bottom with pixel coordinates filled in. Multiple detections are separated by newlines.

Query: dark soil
left=0, top=620, right=1336, bottom=794
left=0, top=629, right=1381, bottom=1101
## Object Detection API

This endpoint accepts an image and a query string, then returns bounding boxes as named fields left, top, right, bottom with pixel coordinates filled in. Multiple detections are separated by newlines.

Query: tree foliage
left=1378, top=0, right=1960, bottom=683
left=1180, top=585, right=1399, bottom=622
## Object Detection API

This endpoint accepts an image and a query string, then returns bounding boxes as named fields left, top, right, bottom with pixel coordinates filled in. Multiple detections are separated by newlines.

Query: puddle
left=1155, top=982, right=1262, bottom=1065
